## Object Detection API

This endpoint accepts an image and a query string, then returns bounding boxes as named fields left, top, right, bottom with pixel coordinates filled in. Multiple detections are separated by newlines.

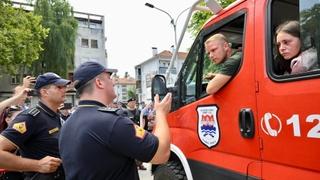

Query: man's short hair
left=205, top=33, right=230, bottom=45
left=76, top=77, right=95, bottom=95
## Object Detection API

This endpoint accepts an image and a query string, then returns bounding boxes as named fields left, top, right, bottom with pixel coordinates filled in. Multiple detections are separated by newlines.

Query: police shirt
left=0, top=101, right=62, bottom=159
left=59, top=100, right=159, bottom=180
left=125, top=108, right=141, bottom=125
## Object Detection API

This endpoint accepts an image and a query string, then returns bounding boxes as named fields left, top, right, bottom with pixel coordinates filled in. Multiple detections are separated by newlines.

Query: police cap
left=73, top=61, right=117, bottom=90
left=35, top=72, right=70, bottom=89
left=127, top=98, right=136, bottom=103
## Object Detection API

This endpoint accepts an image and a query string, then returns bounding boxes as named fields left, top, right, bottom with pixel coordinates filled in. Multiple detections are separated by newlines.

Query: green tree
left=31, top=0, right=77, bottom=77
left=300, top=3, right=320, bottom=51
left=127, top=86, right=136, bottom=100
left=0, top=0, right=48, bottom=74
left=188, top=0, right=235, bottom=37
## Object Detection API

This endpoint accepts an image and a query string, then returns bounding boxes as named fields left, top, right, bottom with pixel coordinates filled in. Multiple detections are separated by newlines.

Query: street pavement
left=138, top=163, right=153, bottom=180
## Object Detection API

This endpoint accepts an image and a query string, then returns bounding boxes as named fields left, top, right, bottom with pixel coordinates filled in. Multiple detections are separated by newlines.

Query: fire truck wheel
left=153, top=161, right=187, bottom=180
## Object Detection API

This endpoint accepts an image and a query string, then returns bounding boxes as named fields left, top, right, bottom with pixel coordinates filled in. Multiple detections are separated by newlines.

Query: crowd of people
left=0, top=61, right=170, bottom=180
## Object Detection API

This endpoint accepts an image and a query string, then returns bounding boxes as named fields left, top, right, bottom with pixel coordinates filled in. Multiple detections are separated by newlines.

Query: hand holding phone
left=23, top=76, right=36, bottom=88
left=27, top=89, right=37, bottom=96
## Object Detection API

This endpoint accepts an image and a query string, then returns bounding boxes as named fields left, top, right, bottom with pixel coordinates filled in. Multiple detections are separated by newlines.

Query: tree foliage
left=0, top=0, right=48, bottom=74
left=127, top=86, right=136, bottom=100
left=31, top=0, right=77, bottom=78
left=300, top=3, right=320, bottom=51
left=188, top=0, right=236, bottom=37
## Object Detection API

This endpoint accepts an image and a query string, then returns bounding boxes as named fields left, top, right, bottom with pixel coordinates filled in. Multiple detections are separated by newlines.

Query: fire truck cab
left=151, top=0, right=320, bottom=179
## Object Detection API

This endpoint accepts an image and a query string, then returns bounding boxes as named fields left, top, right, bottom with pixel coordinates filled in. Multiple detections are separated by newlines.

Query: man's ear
left=95, top=78, right=104, bottom=89
left=223, top=42, right=229, bottom=49
left=39, top=88, right=48, bottom=97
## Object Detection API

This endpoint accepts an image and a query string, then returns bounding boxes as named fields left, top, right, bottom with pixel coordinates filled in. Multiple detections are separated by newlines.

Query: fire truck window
left=271, top=0, right=320, bottom=78
left=179, top=40, right=200, bottom=105
left=201, top=15, right=245, bottom=97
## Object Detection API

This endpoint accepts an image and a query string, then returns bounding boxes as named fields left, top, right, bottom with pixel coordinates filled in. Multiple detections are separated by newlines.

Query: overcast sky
left=67, top=0, right=196, bottom=76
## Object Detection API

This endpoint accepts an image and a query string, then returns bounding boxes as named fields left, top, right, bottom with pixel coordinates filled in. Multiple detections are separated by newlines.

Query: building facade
left=0, top=2, right=107, bottom=106
left=113, top=76, right=136, bottom=104
left=135, top=47, right=187, bottom=103
left=73, top=11, right=107, bottom=68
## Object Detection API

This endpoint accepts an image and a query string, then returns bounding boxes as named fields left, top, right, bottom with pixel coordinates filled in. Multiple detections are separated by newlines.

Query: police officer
left=0, top=72, right=70, bottom=180
left=125, top=98, right=141, bottom=126
left=59, top=61, right=172, bottom=180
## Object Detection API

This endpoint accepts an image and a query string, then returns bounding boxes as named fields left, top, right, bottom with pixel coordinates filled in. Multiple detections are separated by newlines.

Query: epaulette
left=98, top=107, right=119, bottom=114
left=27, top=107, right=40, bottom=117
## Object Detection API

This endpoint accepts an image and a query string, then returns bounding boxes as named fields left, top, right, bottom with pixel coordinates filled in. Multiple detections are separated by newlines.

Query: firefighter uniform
left=0, top=101, right=65, bottom=180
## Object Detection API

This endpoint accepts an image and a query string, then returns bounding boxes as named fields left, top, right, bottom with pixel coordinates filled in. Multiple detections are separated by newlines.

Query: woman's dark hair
left=276, top=20, right=300, bottom=39
left=273, top=54, right=292, bottom=75
left=274, top=20, right=300, bottom=75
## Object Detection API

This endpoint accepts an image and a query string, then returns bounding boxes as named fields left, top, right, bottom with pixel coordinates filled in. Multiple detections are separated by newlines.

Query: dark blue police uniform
left=1, top=101, right=64, bottom=179
left=59, top=100, right=159, bottom=180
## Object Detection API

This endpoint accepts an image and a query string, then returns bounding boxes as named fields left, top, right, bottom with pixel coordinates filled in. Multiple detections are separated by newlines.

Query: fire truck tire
left=153, top=161, right=187, bottom=180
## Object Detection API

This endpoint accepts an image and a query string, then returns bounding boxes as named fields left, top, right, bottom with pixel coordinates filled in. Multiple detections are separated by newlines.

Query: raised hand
left=23, top=76, right=36, bottom=88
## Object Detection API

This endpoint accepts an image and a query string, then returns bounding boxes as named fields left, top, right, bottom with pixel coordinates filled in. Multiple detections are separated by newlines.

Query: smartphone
left=27, top=89, right=37, bottom=96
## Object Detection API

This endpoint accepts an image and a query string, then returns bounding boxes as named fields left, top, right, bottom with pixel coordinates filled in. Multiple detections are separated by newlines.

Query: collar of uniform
left=78, top=100, right=106, bottom=107
left=37, top=101, right=59, bottom=117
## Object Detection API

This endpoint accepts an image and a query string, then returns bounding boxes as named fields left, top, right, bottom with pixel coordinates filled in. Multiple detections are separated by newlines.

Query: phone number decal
left=261, top=113, right=320, bottom=138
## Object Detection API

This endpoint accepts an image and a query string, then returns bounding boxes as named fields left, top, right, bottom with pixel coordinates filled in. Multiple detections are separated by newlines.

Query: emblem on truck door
left=197, top=105, right=220, bottom=148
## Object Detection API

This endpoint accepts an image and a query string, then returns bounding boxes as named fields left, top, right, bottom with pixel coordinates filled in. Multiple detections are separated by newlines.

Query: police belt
left=24, top=166, right=65, bottom=180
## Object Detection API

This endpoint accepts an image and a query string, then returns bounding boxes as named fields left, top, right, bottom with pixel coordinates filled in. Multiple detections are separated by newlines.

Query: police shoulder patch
left=134, top=124, right=146, bottom=139
left=27, top=107, right=40, bottom=117
left=12, top=122, right=27, bottom=134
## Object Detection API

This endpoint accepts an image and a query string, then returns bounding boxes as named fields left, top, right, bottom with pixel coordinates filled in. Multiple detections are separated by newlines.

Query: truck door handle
left=239, top=108, right=255, bottom=138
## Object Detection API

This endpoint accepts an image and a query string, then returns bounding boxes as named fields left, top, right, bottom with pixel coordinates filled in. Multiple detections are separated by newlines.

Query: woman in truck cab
left=274, top=20, right=318, bottom=75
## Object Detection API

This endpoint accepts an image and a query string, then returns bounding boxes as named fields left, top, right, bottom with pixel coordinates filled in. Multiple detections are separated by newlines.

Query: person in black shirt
left=59, top=61, right=172, bottom=180
left=125, top=98, right=140, bottom=126
left=0, top=72, right=70, bottom=180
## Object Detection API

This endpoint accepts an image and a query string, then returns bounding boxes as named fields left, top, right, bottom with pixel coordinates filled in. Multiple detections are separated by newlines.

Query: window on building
left=11, top=75, right=20, bottom=85
left=146, top=74, right=152, bottom=87
left=91, top=39, right=98, bottom=48
left=170, top=67, right=177, bottom=74
left=159, top=67, right=176, bottom=74
left=81, top=38, right=89, bottom=48
left=159, top=67, right=167, bottom=74
left=269, top=0, right=320, bottom=80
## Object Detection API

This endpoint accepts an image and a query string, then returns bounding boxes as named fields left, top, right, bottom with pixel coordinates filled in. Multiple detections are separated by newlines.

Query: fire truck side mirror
left=151, top=75, right=168, bottom=101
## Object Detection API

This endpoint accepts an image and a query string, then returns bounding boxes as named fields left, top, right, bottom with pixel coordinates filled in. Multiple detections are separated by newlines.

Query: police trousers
left=24, top=168, right=64, bottom=180
left=0, top=171, right=24, bottom=180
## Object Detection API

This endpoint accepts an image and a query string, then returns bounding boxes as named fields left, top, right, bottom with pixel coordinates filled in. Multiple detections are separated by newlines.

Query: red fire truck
left=151, top=0, right=320, bottom=179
